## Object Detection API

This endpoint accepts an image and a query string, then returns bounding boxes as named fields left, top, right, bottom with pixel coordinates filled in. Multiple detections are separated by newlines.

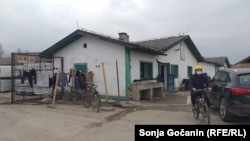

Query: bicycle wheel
left=71, top=92, right=82, bottom=105
left=200, top=103, right=210, bottom=125
left=83, top=93, right=90, bottom=108
left=91, top=96, right=101, bottom=113
left=193, top=98, right=200, bottom=119
left=62, top=94, right=73, bottom=104
left=55, top=91, right=65, bottom=104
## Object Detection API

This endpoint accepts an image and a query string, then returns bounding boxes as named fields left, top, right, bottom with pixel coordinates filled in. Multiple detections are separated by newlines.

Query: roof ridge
left=135, top=35, right=188, bottom=43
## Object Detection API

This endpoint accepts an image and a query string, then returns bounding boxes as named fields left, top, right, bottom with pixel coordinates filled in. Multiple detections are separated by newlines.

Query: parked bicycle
left=55, top=86, right=84, bottom=106
left=55, top=86, right=74, bottom=104
left=83, top=84, right=101, bottom=113
left=192, top=88, right=210, bottom=125
left=71, top=89, right=85, bottom=105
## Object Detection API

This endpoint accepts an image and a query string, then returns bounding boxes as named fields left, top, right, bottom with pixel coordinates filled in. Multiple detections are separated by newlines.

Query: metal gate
left=8, top=53, right=62, bottom=103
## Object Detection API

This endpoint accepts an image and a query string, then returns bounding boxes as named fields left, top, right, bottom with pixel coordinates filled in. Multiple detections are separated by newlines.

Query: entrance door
left=168, top=74, right=175, bottom=93
left=157, top=62, right=169, bottom=90
left=158, top=64, right=166, bottom=89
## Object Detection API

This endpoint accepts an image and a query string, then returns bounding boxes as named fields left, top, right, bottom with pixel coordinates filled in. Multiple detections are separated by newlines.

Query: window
left=187, top=66, right=192, bottom=78
left=239, top=74, right=250, bottom=85
left=140, top=61, right=153, bottom=79
left=170, top=64, right=178, bottom=78
left=218, top=72, right=230, bottom=82
left=213, top=71, right=230, bottom=82
left=213, top=72, right=221, bottom=82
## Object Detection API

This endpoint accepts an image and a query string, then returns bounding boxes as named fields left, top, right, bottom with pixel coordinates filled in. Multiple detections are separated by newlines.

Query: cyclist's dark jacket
left=189, top=73, right=210, bottom=90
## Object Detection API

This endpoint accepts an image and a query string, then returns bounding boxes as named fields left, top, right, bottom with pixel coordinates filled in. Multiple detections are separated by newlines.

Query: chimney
left=118, top=32, right=129, bottom=42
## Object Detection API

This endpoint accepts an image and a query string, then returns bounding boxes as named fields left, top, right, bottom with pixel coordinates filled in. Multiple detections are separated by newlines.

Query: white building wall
left=223, top=62, right=228, bottom=68
left=51, top=37, right=209, bottom=95
left=157, top=41, right=198, bottom=89
left=54, top=37, right=127, bottom=97
left=130, top=51, right=158, bottom=81
left=199, top=62, right=216, bottom=78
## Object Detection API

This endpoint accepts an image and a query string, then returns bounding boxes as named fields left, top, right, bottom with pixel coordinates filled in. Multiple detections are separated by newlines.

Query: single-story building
left=36, top=29, right=213, bottom=101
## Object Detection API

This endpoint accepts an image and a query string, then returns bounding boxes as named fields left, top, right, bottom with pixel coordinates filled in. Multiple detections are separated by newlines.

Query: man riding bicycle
left=189, top=65, right=212, bottom=111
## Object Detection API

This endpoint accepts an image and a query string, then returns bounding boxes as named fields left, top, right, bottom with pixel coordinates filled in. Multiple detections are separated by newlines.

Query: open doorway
left=157, top=61, right=169, bottom=91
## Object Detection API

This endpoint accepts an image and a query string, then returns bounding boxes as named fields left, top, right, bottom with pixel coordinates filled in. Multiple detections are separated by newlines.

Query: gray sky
left=1, top=0, right=250, bottom=64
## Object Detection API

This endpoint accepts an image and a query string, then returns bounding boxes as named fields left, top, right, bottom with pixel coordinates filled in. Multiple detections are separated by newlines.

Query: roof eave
left=184, top=36, right=203, bottom=61
left=40, top=29, right=165, bottom=57
left=40, top=30, right=83, bottom=57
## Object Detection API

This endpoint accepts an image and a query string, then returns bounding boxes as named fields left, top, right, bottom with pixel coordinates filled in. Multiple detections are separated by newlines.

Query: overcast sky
left=1, top=0, right=250, bottom=64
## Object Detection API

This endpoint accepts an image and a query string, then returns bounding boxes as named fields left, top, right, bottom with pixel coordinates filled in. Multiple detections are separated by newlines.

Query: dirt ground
left=0, top=91, right=249, bottom=141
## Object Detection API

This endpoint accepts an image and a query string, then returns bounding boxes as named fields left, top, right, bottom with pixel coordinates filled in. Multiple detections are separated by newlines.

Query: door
left=210, top=71, right=223, bottom=106
left=158, top=64, right=166, bottom=88
left=168, top=74, right=175, bottom=93
left=157, top=62, right=169, bottom=90
left=210, top=71, right=229, bottom=107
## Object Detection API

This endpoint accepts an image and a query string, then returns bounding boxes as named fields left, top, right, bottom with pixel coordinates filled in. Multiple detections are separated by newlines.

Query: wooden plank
left=48, top=69, right=60, bottom=108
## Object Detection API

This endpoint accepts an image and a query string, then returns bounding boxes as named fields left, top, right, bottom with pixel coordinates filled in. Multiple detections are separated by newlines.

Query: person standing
left=76, top=70, right=87, bottom=97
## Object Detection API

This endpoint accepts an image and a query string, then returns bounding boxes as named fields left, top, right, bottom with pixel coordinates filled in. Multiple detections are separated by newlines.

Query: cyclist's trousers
left=190, top=91, right=210, bottom=106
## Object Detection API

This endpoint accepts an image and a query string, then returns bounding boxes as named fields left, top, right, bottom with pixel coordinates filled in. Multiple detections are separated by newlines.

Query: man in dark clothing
left=189, top=65, right=212, bottom=110
left=76, top=70, right=87, bottom=97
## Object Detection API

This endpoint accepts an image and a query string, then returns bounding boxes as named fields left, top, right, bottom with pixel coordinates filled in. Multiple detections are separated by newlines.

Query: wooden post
left=48, top=69, right=60, bottom=108
left=101, top=62, right=109, bottom=105
left=71, top=68, right=75, bottom=90
left=116, top=59, right=120, bottom=101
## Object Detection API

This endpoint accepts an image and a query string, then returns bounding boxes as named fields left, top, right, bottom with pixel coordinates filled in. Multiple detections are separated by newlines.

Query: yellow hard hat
left=194, top=65, right=203, bottom=71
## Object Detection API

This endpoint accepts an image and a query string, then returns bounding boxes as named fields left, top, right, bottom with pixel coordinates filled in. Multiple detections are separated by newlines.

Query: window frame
left=187, top=66, right=192, bottom=78
left=140, top=61, right=153, bottom=80
left=170, top=64, right=178, bottom=78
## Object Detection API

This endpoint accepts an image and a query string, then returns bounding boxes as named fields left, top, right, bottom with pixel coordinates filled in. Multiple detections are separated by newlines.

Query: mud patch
left=86, top=122, right=103, bottom=128
left=105, top=105, right=191, bottom=122
left=105, top=108, right=135, bottom=122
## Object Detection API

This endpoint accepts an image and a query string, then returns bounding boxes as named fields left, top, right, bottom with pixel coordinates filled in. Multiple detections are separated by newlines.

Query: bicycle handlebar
left=87, top=84, right=98, bottom=89
left=195, top=88, right=207, bottom=92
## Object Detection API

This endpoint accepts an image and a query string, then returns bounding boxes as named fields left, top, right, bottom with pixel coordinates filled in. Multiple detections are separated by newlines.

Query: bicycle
left=71, top=89, right=85, bottom=105
left=83, top=84, right=101, bottom=113
left=192, top=88, right=210, bottom=125
left=55, top=86, right=74, bottom=104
